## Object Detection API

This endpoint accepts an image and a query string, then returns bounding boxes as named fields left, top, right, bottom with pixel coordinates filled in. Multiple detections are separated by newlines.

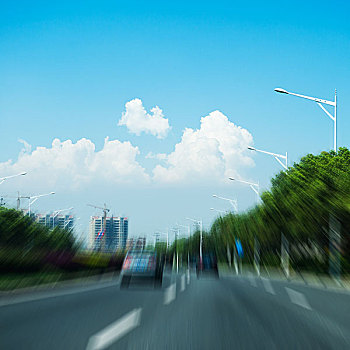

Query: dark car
left=196, top=253, right=218, bottom=277
left=120, top=250, right=164, bottom=288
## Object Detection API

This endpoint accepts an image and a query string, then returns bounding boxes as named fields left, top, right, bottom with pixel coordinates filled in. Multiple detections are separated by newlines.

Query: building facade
left=89, top=216, right=128, bottom=252
left=35, top=213, right=74, bottom=231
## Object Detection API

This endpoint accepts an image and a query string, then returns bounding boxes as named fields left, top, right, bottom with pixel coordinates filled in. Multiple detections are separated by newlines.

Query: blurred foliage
left=0, top=208, right=77, bottom=252
left=209, top=148, right=350, bottom=272
left=168, top=148, right=350, bottom=273
left=0, top=208, right=125, bottom=279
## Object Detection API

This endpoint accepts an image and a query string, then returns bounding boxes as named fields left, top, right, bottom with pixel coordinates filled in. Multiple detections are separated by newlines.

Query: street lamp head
left=212, top=194, right=218, bottom=198
left=229, top=177, right=235, bottom=181
left=20, top=172, right=27, bottom=176
left=50, top=192, right=55, bottom=195
left=274, top=88, right=288, bottom=94
left=247, top=146, right=256, bottom=151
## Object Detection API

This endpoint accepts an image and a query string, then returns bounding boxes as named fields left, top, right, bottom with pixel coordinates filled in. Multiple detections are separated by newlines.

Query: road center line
left=286, top=287, right=311, bottom=310
left=262, top=278, right=275, bottom=295
left=164, top=283, right=176, bottom=305
left=86, top=308, right=142, bottom=350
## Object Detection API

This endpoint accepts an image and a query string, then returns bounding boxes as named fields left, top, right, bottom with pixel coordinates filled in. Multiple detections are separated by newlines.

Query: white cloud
left=0, top=137, right=149, bottom=192
left=18, top=138, right=32, bottom=156
left=152, top=110, right=254, bottom=184
left=145, top=152, right=168, bottom=160
left=118, top=98, right=171, bottom=139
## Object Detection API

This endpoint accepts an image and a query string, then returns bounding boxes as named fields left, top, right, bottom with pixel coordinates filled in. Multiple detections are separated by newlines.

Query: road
left=1, top=270, right=350, bottom=349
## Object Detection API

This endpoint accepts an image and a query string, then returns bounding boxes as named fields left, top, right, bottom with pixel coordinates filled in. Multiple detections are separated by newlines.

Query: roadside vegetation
left=170, top=148, right=350, bottom=275
left=0, top=208, right=124, bottom=290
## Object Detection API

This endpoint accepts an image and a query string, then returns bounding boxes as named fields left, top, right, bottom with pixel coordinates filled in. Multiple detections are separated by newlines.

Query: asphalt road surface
left=1, top=269, right=350, bottom=349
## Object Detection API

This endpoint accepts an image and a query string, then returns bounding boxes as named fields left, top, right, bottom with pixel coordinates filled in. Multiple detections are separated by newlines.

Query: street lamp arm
left=287, top=91, right=335, bottom=106
left=186, top=217, right=200, bottom=224
left=275, top=87, right=337, bottom=152
left=29, top=197, right=39, bottom=206
left=276, top=88, right=335, bottom=106
left=249, top=147, right=286, bottom=160
left=0, top=172, right=27, bottom=184
left=210, top=208, right=227, bottom=214
left=317, top=102, right=335, bottom=121
left=274, top=156, right=288, bottom=170
left=229, top=177, right=258, bottom=188
left=250, top=185, right=260, bottom=197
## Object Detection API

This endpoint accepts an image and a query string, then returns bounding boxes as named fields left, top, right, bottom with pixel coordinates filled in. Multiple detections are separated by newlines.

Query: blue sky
left=1, top=1, right=349, bottom=243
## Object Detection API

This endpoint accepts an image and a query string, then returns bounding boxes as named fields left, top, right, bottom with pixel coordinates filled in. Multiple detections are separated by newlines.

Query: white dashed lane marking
left=248, top=274, right=257, bottom=287
left=286, top=287, right=312, bottom=310
left=86, top=308, right=142, bottom=350
left=262, top=277, right=275, bottom=295
left=164, top=283, right=176, bottom=305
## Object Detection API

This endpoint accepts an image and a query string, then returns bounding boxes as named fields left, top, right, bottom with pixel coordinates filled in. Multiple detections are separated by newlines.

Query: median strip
left=86, top=308, right=142, bottom=350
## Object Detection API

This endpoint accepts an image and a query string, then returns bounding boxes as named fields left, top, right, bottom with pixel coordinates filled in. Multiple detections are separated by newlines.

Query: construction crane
left=87, top=203, right=110, bottom=251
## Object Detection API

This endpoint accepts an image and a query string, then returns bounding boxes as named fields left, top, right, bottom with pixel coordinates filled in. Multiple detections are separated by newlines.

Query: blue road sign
left=236, top=239, right=243, bottom=258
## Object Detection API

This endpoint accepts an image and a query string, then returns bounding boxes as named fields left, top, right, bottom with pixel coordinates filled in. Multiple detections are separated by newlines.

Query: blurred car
left=120, top=250, right=164, bottom=287
left=196, top=253, right=218, bottom=277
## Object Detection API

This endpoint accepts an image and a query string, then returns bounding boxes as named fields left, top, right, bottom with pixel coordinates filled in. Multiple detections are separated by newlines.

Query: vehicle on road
left=120, top=250, right=164, bottom=288
left=196, top=252, right=218, bottom=277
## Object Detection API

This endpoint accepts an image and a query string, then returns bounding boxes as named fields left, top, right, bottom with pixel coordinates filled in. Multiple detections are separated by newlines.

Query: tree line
left=168, top=148, right=350, bottom=274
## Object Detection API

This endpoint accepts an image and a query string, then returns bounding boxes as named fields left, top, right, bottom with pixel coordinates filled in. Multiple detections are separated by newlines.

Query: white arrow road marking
left=262, top=278, right=275, bottom=295
left=164, top=283, right=176, bottom=305
left=86, top=308, right=142, bottom=350
left=286, top=287, right=312, bottom=310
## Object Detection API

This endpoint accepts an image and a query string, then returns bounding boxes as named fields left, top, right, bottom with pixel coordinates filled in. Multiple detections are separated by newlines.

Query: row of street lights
left=156, top=87, right=337, bottom=275
left=0, top=171, right=73, bottom=229
left=208, top=88, right=337, bottom=276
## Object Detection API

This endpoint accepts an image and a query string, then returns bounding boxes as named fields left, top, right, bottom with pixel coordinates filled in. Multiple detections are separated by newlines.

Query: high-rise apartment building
left=89, top=216, right=128, bottom=252
left=35, top=213, right=74, bottom=231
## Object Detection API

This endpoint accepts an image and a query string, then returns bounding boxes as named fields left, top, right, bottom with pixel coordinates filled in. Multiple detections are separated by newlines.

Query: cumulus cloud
left=18, top=138, right=32, bottom=156
left=118, top=98, right=171, bottom=139
left=152, top=110, right=254, bottom=184
left=145, top=152, right=168, bottom=160
left=0, top=138, right=149, bottom=192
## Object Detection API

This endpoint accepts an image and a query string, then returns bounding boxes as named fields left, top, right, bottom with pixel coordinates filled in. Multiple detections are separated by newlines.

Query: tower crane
left=87, top=203, right=110, bottom=251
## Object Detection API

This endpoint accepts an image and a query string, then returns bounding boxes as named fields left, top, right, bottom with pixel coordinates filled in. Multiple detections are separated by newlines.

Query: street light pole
left=275, top=87, right=337, bottom=152
left=210, top=208, right=227, bottom=214
left=229, top=177, right=260, bottom=275
left=27, top=192, right=55, bottom=217
left=170, top=228, right=179, bottom=273
left=211, top=208, right=232, bottom=268
left=212, top=194, right=238, bottom=213
left=186, top=217, right=203, bottom=269
left=248, top=146, right=288, bottom=170
left=0, top=172, right=27, bottom=185
left=229, top=178, right=260, bottom=203
left=52, top=207, right=73, bottom=229
left=178, top=223, right=191, bottom=269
